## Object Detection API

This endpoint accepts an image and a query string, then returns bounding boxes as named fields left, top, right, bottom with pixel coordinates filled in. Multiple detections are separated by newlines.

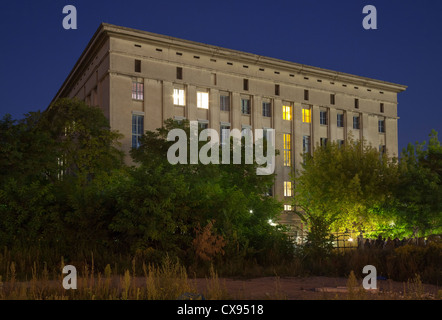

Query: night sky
left=1, top=0, right=441, bottom=153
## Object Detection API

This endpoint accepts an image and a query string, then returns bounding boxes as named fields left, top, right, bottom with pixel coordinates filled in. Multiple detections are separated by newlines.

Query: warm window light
left=284, top=181, right=292, bottom=197
left=283, top=134, right=291, bottom=167
left=302, top=108, right=311, bottom=123
left=283, top=105, right=292, bottom=120
left=348, top=238, right=354, bottom=242
left=173, top=89, right=185, bottom=106
left=197, top=91, right=209, bottom=109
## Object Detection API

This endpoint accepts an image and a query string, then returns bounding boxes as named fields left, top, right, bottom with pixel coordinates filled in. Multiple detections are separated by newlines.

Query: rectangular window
left=337, top=113, right=344, bottom=127
left=284, top=204, right=293, bottom=211
left=378, top=119, right=385, bottom=133
left=284, top=181, right=292, bottom=197
left=283, top=105, right=292, bottom=120
left=338, top=139, right=345, bottom=148
left=243, top=79, right=249, bottom=91
left=275, top=84, right=280, bottom=96
left=330, top=94, right=335, bottom=105
left=198, top=121, right=208, bottom=130
left=283, top=134, right=291, bottom=167
left=304, top=90, right=309, bottom=101
left=355, top=98, right=359, bottom=109
left=173, top=88, right=185, bottom=106
left=262, top=102, right=271, bottom=117
left=320, top=137, right=328, bottom=147
left=303, top=135, right=311, bottom=154
left=353, top=115, right=360, bottom=129
left=379, top=145, right=386, bottom=157
left=176, top=67, right=183, bottom=80
left=132, top=114, right=144, bottom=149
left=302, top=108, right=311, bottom=123
left=220, top=123, right=230, bottom=146
left=131, top=79, right=144, bottom=100
left=197, top=91, right=209, bottom=109
left=134, top=59, right=141, bottom=73
left=220, top=94, right=230, bottom=111
left=380, top=103, right=384, bottom=113
left=241, top=98, right=251, bottom=115
left=320, top=110, right=328, bottom=125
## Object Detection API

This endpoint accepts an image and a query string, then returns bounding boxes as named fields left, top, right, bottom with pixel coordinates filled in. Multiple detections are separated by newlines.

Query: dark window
left=303, top=136, right=311, bottom=154
left=304, top=89, right=309, bottom=101
left=220, top=124, right=231, bottom=145
left=330, top=94, right=335, bottom=105
left=134, top=59, right=141, bottom=73
left=355, top=98, right=359, bottom=109
left=220, top=95, right=230, bottom=111
left=378, top=119, right=385, bottom=133
left=241, top=98, right=251, bottom=115
left=243, top=79, right=249, bottom=91
left=132, top=114, right=144, bottom=148
left=320, top=138, right=328, bottom=147
left=338, top=140, right=345, bottom=148
left=262, top=102, right=271, bottom=117
left=353, top=116, right=360, bottom=129
left=379, top=145, right=386, bottom=157
left=176, top=67, right=183, bottom=80
left=275, top=84, right=280, bottom=96
left=380, top=103, right=384, bottom=113
left=198, top=122, right=208, bottom=130
left=337, top=113, right=344, bottom=127
left=320, top=110, right=328, bottom=125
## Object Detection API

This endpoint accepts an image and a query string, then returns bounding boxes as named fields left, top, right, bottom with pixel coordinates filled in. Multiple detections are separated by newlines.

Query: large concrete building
left=53, top=23, right=407, bottom=240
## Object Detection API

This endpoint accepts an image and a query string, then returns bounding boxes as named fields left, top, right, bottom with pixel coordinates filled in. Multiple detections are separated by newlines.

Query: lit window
left=132, top=114, right=144, bottom=149
left=283, top=134, right=291, bottom=167
left=283, top=105, right=292, bottom=120
left=302, top=108, right=311, bottom=123
left=284, top=204, right=292, bottom=211
left=284, top=181, right=292, bottom=197
left=197, top=91, right=209, bottom=109
left=173, top=88, right=185, bottom=106
left=132, top=79, right=144, bottom=100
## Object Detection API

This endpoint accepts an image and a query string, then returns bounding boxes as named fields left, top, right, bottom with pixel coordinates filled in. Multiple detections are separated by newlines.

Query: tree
left=394, top=130, right=442, bottom=237
left=292, top=138, right=399, bottom=235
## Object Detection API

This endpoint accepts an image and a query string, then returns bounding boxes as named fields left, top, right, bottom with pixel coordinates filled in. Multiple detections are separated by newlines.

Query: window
left=353, top=115, right=360, bottom=129
left=243, top=79, right=249, bottom=91
left=338, top=139, right=345, bottom=148
left=197, top=91, right=209, bottom=109
left=275, top=84, right=280, bottom=96
left=132, top=79, right=144, bottom=100
left=220, top=123, right=230, bottom=146
left=303, top=136, right=310, bottom=154
left=337, top=113, right=344, bottom=127
left=132, top=114, right=144, bottom=149
left=355, top=98, right=359, bottom=109
left=304, top=90, right=309, bottom=101
left=241, top=98, right=251, bottom=115
left=380, top=103, right=384, bottom=113
left=220, top=94, right=230, bottom=111
left=173, top=88, right=185, bottom=106
left=284, top=205, right=293, bottom=211
left=330, top=94, right=335, bottom=105
left=320, top=137, right=328, bottom=147
left=283, top=134, right=291, bottom=167
left=379, top=145, right=386, bottom=157
left=302, top=108, right=311, bottom=123
left=262, top=102, right=271, bottom=117
left=284, top=181, right=292, bottom=197
left=134, top=59, right=141, bottom=73
left=176, top=67, right=183, bottom=80
left=283, top=105, right=292, bottom=120
left=198, top=121, right=208, bottom=130
left=378, top=119, right=385, bottom=133
left=320, top=110, right=328, bottom=125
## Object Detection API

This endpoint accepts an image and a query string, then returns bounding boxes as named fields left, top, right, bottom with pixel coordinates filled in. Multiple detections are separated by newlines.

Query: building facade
left=53, top=23, right=407, bottom=239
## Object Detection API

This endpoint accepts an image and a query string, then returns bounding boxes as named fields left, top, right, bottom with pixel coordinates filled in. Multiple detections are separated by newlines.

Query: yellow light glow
left=302, top=108, right=311, bottom=123
left=283, top=105, right=292, bottom=120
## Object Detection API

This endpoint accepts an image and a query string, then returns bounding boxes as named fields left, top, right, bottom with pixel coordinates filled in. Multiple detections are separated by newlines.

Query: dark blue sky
left=1, top=0, right=441, bottom=152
